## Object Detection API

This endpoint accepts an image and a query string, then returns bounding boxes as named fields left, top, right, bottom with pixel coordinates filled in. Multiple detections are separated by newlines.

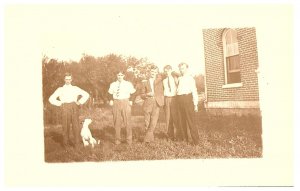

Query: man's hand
left=146, top=92, right=154, bottom=97
left=194, top=105, right=198, bottom=112
left=109, top=100, right=114, bottom=106
left=76, top=101, right=81, bottom=106
left=129, top=101, right=133, bottom=106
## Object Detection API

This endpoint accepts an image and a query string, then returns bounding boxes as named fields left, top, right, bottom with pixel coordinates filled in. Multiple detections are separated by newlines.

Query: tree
left=42, top=53, right=159, bottom=105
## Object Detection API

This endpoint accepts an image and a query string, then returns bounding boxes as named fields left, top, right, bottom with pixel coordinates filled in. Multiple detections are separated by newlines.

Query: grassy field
left=44, top=105, right=262, bottom=162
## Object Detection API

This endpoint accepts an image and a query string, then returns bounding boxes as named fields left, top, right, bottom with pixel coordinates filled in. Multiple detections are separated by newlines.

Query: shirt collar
left=63, top=84, right=73, bottom=88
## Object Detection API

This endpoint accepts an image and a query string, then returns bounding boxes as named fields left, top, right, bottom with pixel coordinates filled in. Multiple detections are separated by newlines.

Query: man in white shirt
left=49, top=73, right=90, bottom=149
left=162, top=65, right=181, bottom=141
left=108, top=71, right=136, bottom=145
left=177, top=63, right=200, bottom=145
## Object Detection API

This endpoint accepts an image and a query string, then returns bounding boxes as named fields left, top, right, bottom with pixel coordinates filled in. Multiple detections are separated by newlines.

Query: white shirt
left=163, top=75, right=177, bottom=97
left=149, top=78, right=155, bottom=94
left=177, top=74, right=198, bottom=106
left=49, top=84, right=90, bottom=107
left=108, top=80, right=136, bottom=100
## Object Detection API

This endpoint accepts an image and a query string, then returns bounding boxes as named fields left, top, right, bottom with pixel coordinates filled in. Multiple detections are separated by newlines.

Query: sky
left=40, top=5, right=209, bottom=74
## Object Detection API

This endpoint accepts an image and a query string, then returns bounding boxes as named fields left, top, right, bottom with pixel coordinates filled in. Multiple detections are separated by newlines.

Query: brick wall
left=203, top=28, right=259, bottom=102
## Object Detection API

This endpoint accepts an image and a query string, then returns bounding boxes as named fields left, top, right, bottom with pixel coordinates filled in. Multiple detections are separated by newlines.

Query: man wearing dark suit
left=140, top=66, right=164, bottom=143
left=162, top=65, right=180, bottom=141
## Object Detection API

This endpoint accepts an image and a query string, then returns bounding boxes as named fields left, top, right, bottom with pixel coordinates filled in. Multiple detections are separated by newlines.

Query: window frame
left=222, top=28, right=243, bottom=88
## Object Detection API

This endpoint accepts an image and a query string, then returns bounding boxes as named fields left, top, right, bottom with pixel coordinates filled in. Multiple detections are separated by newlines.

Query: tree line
left=42, top=53, right=205, bottom=106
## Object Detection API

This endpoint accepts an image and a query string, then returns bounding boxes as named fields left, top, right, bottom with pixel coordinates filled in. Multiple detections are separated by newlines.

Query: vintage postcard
left=3, top=2, right=295, bottom=187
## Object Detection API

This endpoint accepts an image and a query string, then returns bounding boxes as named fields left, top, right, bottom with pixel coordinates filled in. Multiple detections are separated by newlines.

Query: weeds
left=44, top=106, right=262, bottom=162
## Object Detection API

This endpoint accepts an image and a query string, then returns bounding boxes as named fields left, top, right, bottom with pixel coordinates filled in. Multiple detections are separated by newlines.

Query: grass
left=44, top=105, right=262, bottom=162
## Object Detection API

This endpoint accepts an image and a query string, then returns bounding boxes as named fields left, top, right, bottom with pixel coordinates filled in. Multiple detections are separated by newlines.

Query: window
left=222, top=29, right=242, bottom=86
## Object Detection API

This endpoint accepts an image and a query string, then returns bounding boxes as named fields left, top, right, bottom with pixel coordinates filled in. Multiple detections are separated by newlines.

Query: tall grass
left=44, top=105, right=262, bottom=162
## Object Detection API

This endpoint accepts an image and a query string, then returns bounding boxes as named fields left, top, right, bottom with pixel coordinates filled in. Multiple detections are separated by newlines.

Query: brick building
left=202, top=27, right=260, bottom=116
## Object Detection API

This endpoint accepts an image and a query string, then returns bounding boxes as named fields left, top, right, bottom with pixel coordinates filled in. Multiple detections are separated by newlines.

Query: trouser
left=143, top=98, right=161, bottom=142
left=112, top=99, right=132, bottom=143
left=164, top=96, right=182, bottom=140
left=177, top=94, right=200, bottom=144
left=61, top=102, right=80, bottom=146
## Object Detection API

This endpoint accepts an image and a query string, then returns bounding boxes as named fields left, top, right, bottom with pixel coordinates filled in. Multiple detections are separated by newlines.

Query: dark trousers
left=112, top=99, right=132, bottom=143
left=61, top=102, right=80, bottom=146
left=177, top=94, right=200, bottom=144
left=164, top=96, right=181, bottom=140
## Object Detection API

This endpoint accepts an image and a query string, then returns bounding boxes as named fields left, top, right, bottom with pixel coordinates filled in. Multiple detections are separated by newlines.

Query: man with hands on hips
left=49, top=73, right=90, bottom=149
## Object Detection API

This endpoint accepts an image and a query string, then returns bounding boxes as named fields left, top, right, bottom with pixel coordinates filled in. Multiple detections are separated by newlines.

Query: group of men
left=48, top=62, right=201, bottom=149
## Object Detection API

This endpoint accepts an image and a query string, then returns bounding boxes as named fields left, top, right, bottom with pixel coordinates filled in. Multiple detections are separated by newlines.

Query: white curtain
left=226, top=42, right=239, bottom=57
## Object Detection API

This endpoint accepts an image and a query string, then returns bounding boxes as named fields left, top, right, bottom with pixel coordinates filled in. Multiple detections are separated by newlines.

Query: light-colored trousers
left=143, top=98, right=161, bottom=142
left=112, top=99, right=132, bottom=143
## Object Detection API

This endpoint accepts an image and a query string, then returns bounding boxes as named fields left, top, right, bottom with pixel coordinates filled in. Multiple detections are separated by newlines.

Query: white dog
left=80, top=119, right=100, bottom=148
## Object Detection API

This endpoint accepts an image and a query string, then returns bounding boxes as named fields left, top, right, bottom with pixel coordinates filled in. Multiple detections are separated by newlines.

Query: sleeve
left=49, top=88, right=62, bottom=106
left=174, top=76, right=179, bottom=86
left=162, top=78, right=166, bottom=90
left=129, top=82, right=136, bottom=94
left=129, top=82, right=137, bottom=102
left=140, top=81, right=147, bottom=100
left=191, top=77, right=199, bottom=106
left=77, top=87, right=90, bottom=105
left=108, top=82, right=114, bottom=95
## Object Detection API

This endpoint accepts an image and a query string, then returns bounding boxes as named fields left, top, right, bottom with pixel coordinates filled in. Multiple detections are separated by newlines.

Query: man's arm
left=77, top=87, right=90, bottom=105
left=129, top=82, right=137, bottom=103
left=49, top=88, right=62, bottom=106
left=108, top=83, right=114, bottom=106
left=139, top=80, right=148, bottom=100
left=190, top=77, right=199, bottom=112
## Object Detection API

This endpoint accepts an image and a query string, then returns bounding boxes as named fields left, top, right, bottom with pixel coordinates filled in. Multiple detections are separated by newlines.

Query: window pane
left=226, top=42, right=239, bottom=56
left=226, top=55, right=240, bottom=72
left=225, top=29, right=238, bottom=44
left=223, top=29, right=241, bottom=84
left=226, top=55, right=241, bottom=84
left=227, top=71, right=241, bottom=84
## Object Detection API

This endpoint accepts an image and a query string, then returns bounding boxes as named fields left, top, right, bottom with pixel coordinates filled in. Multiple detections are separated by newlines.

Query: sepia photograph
left=3, top=1, right=295, bottom=188
left=43, top=26, right=262, bottom=162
